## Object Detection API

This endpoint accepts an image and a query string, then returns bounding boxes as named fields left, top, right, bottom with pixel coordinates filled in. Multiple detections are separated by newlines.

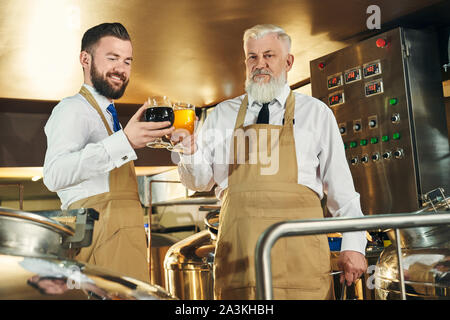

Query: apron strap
left=234, top=95, right=249, bottom=129
left=283, top=91, right=295, bottom=125
left=234, top=90, right=296, bottom=129
left=79, top=86, right=113, bottom=136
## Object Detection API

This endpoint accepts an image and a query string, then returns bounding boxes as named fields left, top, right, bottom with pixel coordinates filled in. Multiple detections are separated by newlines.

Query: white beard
left=245, top=70, right=286, bottom=104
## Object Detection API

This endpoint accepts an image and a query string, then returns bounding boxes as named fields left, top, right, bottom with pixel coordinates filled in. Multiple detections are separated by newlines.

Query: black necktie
left=256, top=102, right=270, bottom=124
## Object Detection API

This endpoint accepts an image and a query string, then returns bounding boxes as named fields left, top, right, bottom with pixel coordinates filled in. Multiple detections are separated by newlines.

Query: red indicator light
left=376, top=38, right=387, bottom=48
left=318, top=62, right=325, bottom=70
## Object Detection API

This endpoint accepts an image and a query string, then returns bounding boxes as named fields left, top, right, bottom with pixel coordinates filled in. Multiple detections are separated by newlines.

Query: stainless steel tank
left=164, top=211, right=218, bottom=300
left=374, top=245, right=450, bottom=300
left=0, top=207, right=175, bottom=300
left=385, top=190, right=450, bottom=249
left=150, top=233, right=179, bottom=289
left=375, top=194, right=450, bottom=300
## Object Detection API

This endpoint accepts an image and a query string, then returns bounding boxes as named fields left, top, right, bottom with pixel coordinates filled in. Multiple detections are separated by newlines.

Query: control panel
left=310, top=28, right=449, bottom=215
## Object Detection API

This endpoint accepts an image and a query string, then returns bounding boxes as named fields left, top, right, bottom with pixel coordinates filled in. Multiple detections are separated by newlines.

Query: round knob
left=383, top=151, right=392, bottom=159
left=372, top=153, right=380, bottom=161
left=394, top=149, right=404, bottom=159
left=339, top=126, right=346, bottom=134
left=354, top=123, right=361, bottom=131
left=369, top=119, right=377, bottom=128
left=350, top=157, right=358, bottom=165
left=391, top=113, right=400, bottom=123
left=361, top=155, right=369, bottom=163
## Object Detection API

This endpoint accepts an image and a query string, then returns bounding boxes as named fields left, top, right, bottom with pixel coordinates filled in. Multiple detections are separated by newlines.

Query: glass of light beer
left=168, top=102, right=196, bottom=152
left=145, top=96, right=174, bottom=148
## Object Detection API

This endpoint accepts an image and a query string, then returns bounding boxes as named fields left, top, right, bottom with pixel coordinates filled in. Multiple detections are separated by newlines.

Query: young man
left=43, top=23, right=174, bottom=283
left=176, top=24, right=367, bottom=299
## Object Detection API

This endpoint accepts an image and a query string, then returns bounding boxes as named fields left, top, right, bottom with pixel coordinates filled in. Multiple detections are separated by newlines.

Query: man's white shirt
left=178, top=84, right=367, bottom=254
left=43, top=84, right=136, bottom=209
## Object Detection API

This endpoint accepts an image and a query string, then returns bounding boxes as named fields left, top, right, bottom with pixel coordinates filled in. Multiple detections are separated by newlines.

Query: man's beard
left=245, top=69, right=286, bottom=103
left=90, top=59, right=129, bottom=100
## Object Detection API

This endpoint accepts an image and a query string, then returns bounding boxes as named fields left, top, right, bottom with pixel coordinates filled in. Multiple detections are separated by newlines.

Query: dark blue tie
left=256, top=102, right=270, bottom=124
left=107, top=103, right=121, bottom=132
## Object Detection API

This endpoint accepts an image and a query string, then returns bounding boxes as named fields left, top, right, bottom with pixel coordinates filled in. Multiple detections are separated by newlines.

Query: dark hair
left=81, top=22, right=131, bottom=54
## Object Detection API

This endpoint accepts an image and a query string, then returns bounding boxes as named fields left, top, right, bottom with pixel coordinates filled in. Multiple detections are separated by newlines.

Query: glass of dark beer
left=145, top=96, right=174, bottom=148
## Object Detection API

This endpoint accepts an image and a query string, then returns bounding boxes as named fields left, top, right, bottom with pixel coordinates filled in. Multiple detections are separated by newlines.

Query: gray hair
left=243, top=24, right=291, bottom=53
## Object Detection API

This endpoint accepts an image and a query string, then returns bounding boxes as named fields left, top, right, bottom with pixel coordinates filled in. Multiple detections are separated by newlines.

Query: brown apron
left=68, top=86, right=149, bottom=284
left=214, top=91, right=333, bottom=300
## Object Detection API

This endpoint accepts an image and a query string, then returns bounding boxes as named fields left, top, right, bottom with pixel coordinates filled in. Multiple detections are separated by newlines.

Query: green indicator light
left=349, top=141, right=357, bottom=148
left=393, top=132, right=401, bottom=140
left=360, top=139, right=368, bottom=146
left=389, top=98, right=398, bottom=105
left=344, top=143, right=348, bottom=149
left=382, top=135, right=389, bottom=142
left=370, top=137, right=379, bottom=144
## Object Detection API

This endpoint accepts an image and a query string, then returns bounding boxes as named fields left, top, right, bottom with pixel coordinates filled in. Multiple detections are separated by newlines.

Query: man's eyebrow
left=106, top=52, right=133, bottom=60
left=247, top=50, right=275, bottom=56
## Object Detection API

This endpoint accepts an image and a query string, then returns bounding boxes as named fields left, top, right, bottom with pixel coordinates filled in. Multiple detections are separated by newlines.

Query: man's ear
left=79, top=51, right=91, bottom=70
left=285, top=53, right=294, bottom=72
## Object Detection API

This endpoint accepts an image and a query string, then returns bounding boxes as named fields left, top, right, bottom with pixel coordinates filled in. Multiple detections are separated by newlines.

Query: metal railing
left=255, top=212, right=450, bottom=300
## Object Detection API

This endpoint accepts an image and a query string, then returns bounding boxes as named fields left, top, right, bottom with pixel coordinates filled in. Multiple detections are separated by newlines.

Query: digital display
left=327, top=73, right=342, bottom=89
left=344, top=68, right=361, bottom=83
left=328, top=91, right=345, bottom=106
left=365, top=80, right=383, bottom=96
left=363, top=60, right=381, bottom=78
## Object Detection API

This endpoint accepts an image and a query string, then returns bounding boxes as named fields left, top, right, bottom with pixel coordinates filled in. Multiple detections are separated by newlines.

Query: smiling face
left=244, top=32, right=293, bottom=85
left=81, top=36, right=133, bottom=100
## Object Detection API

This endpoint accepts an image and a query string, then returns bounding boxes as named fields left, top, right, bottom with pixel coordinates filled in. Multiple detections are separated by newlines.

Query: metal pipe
left=290, top=77, right=311, bottom=90
left=255, top=211, right=450, bottom=300
left=147, top=179, right=182, bottom=283
left=394, top=228, right=406, bottom=300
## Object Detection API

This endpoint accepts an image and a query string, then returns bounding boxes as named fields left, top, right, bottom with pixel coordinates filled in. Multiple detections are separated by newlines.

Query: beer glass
left=168, top=102, right=196, bottom=152
left=145, top=96, right=174, bottom=148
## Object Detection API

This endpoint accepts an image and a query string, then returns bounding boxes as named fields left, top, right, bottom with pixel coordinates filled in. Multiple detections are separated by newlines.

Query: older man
left=176, top=24, right=367, bottom=299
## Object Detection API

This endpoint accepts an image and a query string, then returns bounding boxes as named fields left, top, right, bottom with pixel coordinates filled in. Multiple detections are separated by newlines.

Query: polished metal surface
left=0, top=207, right=175, bottom=300
left=0, top=254, right=175, bottom=300
left=310, top=27, right=449, bottom=215
left=164, top=229, right=215, bottom=300
left=0, top=207, right=99, bottom=259
left=0, top=0, right=444, bottom=106
left=0, top=207, right=74, bottom=259
left=254, top=211, right=450, bottom=300
left=386, top=195, right=450, bottom=248
left=375, top=245, right=450, bottom=299
left=149, top=233, right=179, bottom=289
